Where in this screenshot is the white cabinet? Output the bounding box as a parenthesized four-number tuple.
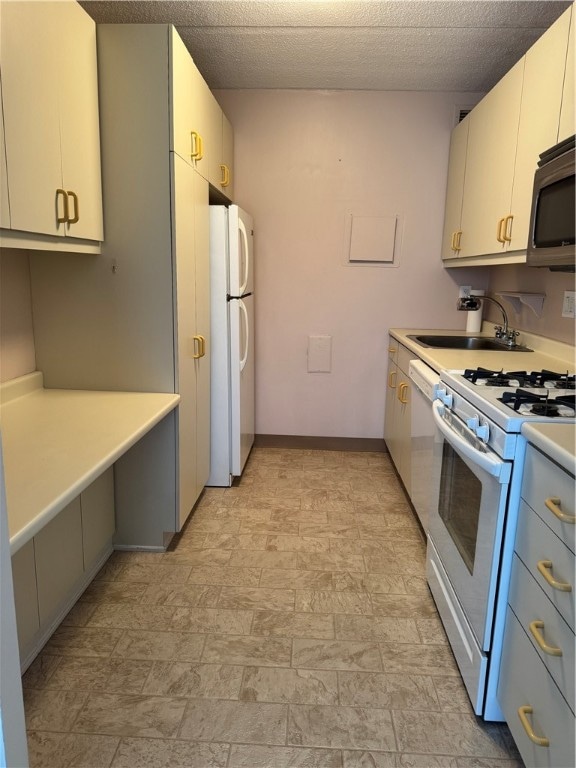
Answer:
(384, 338, 412, 493)
(0, 0, 103, 248)
(11, 468, 115, 668)
(558, 8, 575, 142)
(442, 6, 573, 266)
(441, 117, 469, 260)
(172, 154, 211, 526)
(29, 24, 212, 537)
(497, 443, 575, 768)
(221, 112, 235, 199)
(458, 59, 524, 260)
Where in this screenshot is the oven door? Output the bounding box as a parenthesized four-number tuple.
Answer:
(428, 400, 512, 650)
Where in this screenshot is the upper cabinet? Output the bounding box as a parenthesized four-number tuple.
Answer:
(442, 6, 573, 267)
(558, 8, 575, 142)
(170, 29, 234, 200)
(0, 0, 103, 251)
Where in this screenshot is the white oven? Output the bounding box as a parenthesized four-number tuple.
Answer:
(427, 400, 512, 715)
(426, 366, 575, 721)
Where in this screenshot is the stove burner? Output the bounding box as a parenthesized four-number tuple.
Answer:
(463, 368, 527, 387)
(499, 389, 576, 417)
(530, 402, 560, 417)
(463, 367, 576, 390)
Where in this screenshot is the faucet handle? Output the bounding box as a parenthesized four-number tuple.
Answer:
(494, 325, 504, 338)
(507, 329, 520, 344)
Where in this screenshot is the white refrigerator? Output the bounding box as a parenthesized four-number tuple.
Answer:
(208, 205, 255, 486)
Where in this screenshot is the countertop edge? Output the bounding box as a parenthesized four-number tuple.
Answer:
(521, 423, 576, 476)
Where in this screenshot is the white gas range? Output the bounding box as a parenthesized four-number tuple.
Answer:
(426, 365, 575, 721)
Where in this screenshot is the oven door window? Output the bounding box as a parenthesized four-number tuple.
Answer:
(438, 442, 482, 574)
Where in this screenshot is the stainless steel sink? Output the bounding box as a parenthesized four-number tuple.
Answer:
(407, 334, 532, 352)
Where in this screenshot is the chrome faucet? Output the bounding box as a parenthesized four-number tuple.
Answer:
(456, 295, 520, 347)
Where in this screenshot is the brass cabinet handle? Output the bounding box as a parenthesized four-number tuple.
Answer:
(398, 382, 409, 404)
(220, 164, 230, 187)
(455, 230, 462, 251)
(537, 560, 572, 592)
(517, 706, 550, 747)
(451, 231, 457, 251)
(451, 230, 462, 252)
(56, 188, 69, 224)
(193, 335, 206, 359)
(196, 133, 204, 161)
(388, 370, 397, 389)
(503, 214, 513, 242)
(545, 496, 576, 524)
(67, 190, 79, 224)
(191, 131, 202, 160)
(529, 620, 563, 657)
(388, 346, 397, 355)
(496, 217, 506, 244)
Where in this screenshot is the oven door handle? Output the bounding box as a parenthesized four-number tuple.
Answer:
(432, 400, 507, 480)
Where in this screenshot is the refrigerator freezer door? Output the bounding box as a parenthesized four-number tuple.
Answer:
(229, 205, 254, 297)
(230, 293, 255, 476)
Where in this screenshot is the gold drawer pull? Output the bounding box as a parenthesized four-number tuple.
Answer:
(56, 188, 69, 224)
(388, 370, 397, 389)
(388, 346, 397, 354)
(545, 496, 576, 524)
(529, 620, 563, 657)
(518, 706, 550, 747)
(503, 214, 513, 243)
(398, 382, 409, 404)
(537, 560, 572, 592)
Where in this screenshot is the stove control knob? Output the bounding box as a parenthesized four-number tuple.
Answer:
(435, 388, 447, 402)
(476, 423, 490, 442)
(466, 416, 480, 431)
(439, 390, 453, 407)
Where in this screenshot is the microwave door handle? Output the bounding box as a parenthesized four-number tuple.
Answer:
(432, 400, 506, 480)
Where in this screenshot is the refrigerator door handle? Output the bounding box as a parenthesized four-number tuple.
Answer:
(239, 299, 249, 371)
(238, 218, 250, 295)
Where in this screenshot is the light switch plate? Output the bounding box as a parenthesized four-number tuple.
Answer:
(562, 291, 575, 318)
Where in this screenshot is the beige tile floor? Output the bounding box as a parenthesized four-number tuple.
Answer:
(23, 447, 524, 768)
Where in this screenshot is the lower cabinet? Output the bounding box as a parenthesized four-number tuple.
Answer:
(11, 467, 115, 668)
(384, 339, 412, 492)
(497, 443, 575, 767)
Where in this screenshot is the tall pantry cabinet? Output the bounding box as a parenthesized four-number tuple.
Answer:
(29, 24, 212, 539)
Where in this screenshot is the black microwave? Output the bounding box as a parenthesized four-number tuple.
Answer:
(527, 135, 575, 271)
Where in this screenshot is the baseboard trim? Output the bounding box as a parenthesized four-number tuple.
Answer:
(254, 434, 387, 453)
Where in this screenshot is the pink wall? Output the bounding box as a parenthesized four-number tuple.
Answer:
(0, 250, 35, 383)
(215, 89, 486, 438)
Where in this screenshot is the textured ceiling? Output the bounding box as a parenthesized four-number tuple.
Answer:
(80, 1, 573, 91)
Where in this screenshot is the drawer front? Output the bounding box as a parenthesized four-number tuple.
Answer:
(498, 607, 575, 768)
(397, 344, 415, 375)
(509, 553, 575, 711)
(387, 336, 399, 363)
(522, 444, 575, 554)
(516, 500, 575, 632)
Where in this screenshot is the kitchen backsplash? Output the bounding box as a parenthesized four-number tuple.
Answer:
(486, 263, 576, 347)
(0, 248, 36, 383)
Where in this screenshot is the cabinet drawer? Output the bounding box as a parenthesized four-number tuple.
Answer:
(387, 336, 399, 363)
(516, 499, 575, 632)
(397, 344, 414, 376)
(522, 445, 575, 554)
(498, 607, 575, 768)
(509, 554, 575, 711)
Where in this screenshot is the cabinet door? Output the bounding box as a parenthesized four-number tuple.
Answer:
(172, 154, 199, 529)
(11, 541, 40, 661)
(81, 468, 115, 571)
(58, 0, 103, 241)
(558, 7, 575, 142)
(509, 8, 571, 251)
(0, 1, 62, 236)
(193, 169, 211, 500)
(34, 498, 83, 627)
(220, 112, 234, 199)
(190, 65, 223, 188)
(170, 27, 196, 167)
(441, 117, 469, 261)
(459, 59, 524, 258)
(0, 80, 10, 229)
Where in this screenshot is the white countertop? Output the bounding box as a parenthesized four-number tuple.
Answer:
(521, 423, 576, 476)
(0, 373, 179, 554)
(389, 326, 575, 376)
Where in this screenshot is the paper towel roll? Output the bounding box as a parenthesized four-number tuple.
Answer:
(466, 290, 485, 333)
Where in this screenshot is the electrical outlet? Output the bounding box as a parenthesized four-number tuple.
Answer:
(562, 291, 575, 319)
(458, 285, 472, 298)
